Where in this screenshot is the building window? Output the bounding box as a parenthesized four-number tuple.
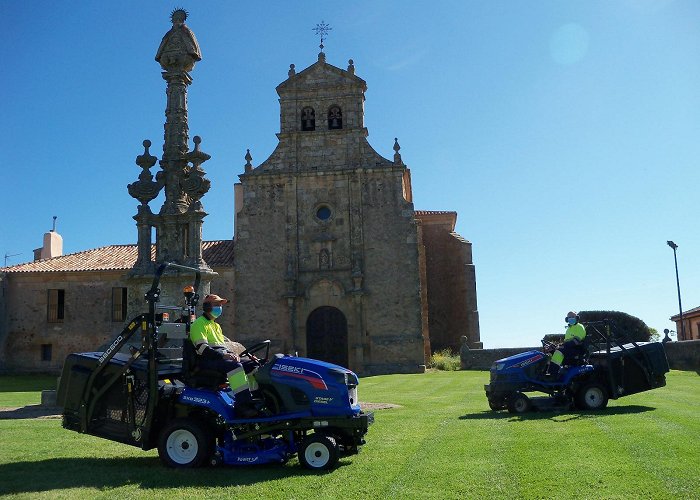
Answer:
(41, 344, 52, 362)
(328, 106, 342, 129)
(301, 107, 316, 131)
(47, 289, 65, 323)
(112, 287, 128, 322)
(316, 205, 332, 221)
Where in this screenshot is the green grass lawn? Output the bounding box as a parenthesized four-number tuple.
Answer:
(0, 371, 698, 499)
(0, 375, 56, 407)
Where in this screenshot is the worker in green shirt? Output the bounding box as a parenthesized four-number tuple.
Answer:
(546, 311, 587, 378)
(189, 293, 263, 418)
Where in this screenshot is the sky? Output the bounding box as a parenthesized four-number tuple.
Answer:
(1, 0, 698, 348)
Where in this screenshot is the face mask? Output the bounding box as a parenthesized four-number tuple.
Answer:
(567, 317, 577, 325)
(210, 306, 223, 318)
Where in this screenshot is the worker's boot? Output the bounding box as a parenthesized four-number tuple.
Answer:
(544, 363, 560, 380)
(235, 390, 269, 418)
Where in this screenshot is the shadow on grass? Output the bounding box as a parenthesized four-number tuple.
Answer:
(0, 456, 350, 495)
(458, 405, 656, 422)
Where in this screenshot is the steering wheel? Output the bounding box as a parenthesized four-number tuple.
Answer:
(239, 340, 271, 365)
(541, 339, 558, 352)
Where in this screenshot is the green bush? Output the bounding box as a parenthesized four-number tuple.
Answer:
(428, 349, 461, 371)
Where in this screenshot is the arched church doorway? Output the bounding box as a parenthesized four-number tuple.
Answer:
(306, 306, 348, 367)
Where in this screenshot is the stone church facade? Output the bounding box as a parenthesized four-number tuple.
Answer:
(0, 13, 480, 375)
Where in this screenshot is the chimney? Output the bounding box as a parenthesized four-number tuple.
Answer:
(34, 217, 63, 261)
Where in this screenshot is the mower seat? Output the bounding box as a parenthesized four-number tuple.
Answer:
(182, 339, 227, 389)
(563, 337, 591, 367)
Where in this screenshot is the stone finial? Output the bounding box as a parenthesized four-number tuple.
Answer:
(393, 137, 403, 164)
(128, 139, 163, 206)
(348, 59, 355, 74)
(288, 64, 296, 77)
(318, 51, 326, 63)
(155, 9, 202, 72)
(181, 136, 211, 210)
(245, 149, 253, 172)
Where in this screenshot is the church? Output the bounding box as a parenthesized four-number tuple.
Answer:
(0, 12, 480, 375)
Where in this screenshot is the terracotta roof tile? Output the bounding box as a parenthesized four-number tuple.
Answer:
(414, 210, 457, 216)
(0, 240, 234, 273)
(670, 305, 700, 321)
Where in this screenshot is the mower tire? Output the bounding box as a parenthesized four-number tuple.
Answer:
(158, 418, 214, 468)
(488, 399, 504, 411)
(575, 382, 609, 410)
(298, 434, 339, 470)
(507, 393, 531, 414)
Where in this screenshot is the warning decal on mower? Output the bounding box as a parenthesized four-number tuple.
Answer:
(511, 353, 545, 368)
(271, 364, 328, 390)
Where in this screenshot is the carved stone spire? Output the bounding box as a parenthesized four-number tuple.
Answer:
(128, 11, 213, 274)
(156, 8, 202, 215)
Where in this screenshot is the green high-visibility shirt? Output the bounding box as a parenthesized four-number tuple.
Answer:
(189, 315, 227, 359)
(564, 323, 586, 342)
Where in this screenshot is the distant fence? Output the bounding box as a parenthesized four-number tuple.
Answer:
(460, 340, 700, 371)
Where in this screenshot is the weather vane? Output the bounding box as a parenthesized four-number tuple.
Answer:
(313, 21, 332, 52)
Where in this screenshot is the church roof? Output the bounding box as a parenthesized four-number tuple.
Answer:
(0, 240, 234, 273)
(276, 53, 366, 93)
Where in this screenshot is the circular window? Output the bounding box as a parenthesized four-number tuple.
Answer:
(316, 205, 332, 221)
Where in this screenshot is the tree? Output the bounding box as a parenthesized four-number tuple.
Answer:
(648, 328, 659, 342)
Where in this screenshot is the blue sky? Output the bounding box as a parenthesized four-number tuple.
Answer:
(1, 1, 698, 347)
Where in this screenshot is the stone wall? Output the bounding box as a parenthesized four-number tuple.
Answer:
(418, 213, 480, 351)
(662, 340, 700, 370)
(460, 341, 700, 371)
(0, 270, 129, 374)
(460, 345, 541, 370)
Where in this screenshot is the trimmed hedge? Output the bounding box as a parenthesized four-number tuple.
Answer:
(579, 310, 652, 342)
(543, 310, 653, 343)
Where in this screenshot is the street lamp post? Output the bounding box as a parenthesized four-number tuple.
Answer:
(666, 240, 685, 340)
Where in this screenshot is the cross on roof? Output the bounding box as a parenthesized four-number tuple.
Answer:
(313, 21, 332, 51)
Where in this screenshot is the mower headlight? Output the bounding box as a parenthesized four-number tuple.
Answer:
(496, 363, 505, 371)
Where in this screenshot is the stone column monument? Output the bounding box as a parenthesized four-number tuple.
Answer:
(126, 9, 215, 311)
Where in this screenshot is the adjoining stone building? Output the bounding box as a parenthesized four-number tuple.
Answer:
(0, 239, 235, 374)
(0, 12, 480, 375)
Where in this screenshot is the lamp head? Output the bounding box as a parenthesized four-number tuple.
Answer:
(667, 240, 678, 249)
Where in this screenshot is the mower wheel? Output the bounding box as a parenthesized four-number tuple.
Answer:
(158, 418, 214, 468)
(298, 434, 339, 470)
(488, 399, 504, 411)
(507, 393, 531, 414)
(575, 383, 608, 410)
